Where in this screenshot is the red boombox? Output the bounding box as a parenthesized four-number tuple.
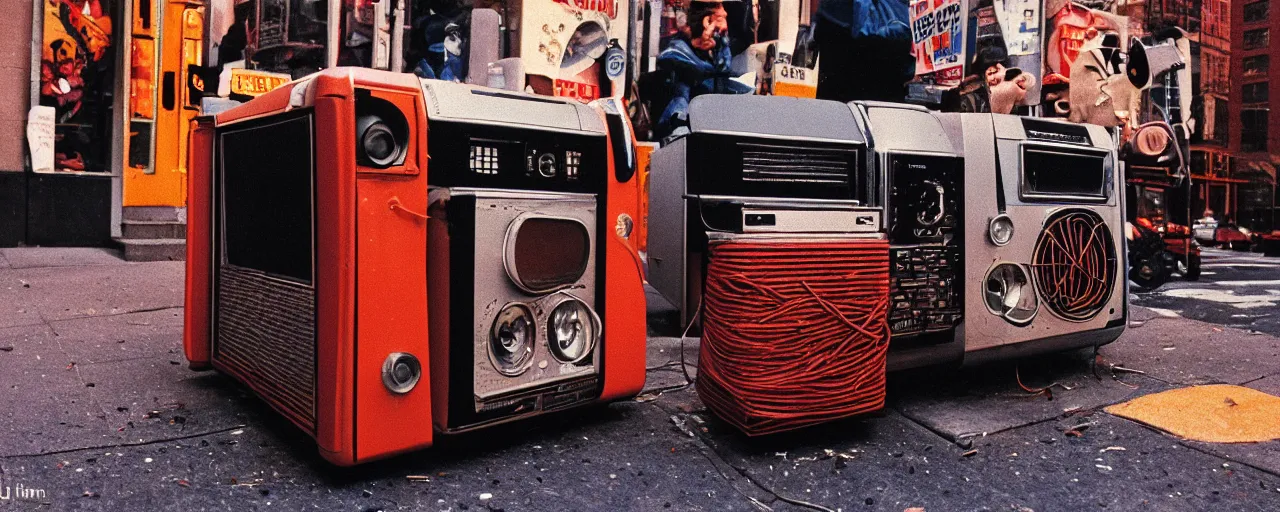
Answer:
(184, 68, 647, 465)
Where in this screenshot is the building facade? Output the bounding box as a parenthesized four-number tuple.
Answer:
(1230, 0, 1279, 230)
(0, 0, 196, 256)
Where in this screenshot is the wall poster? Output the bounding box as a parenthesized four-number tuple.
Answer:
(910, 0, 965, 83)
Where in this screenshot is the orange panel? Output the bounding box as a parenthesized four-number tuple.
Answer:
(183, 117, 215, 369)
(354, 173, 433, 461)
(353, 84, 433, 462)
(597, 108, 648, 402)
(312, 87, 359, 466)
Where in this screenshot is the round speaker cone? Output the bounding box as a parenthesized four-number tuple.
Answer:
(362, 123, 399, 166)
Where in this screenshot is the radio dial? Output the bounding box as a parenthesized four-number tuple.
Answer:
(538, 153, 557, 177)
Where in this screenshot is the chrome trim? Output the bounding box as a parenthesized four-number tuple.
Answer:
(382, 352, 422, 394)
(982, 262, 1039, 326)
(487, 302, 537, 377)
(988, 214, 1015, 246)
(545, 294, 602, 365)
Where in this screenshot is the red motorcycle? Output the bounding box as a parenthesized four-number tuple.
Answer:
(1123, 121, 1201, 287)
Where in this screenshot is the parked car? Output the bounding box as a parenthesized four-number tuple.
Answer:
(1192, 217, 1218, 244)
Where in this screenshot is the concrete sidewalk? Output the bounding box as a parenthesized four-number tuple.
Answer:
(1, 247, 1278, 511)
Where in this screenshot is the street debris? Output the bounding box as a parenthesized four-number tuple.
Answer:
(1096, 465, 1113, 471)
(962, 449, 978, 457)
(176, 479, 191, 487)
(1063, 421, 1097, 438)
(0, 346, 13, 352)
(1015, 367, 1073, 400)
(479, 492, 493, 500)
(406, 475, 431, 483)
(1099, 446, 1126, 453)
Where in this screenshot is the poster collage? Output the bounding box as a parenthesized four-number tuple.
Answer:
(40, 0, 1195, 169)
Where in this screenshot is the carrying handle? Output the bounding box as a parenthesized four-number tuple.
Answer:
(388, 196, 428, 221)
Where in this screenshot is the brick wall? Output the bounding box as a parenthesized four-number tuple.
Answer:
(0, 0, 34, 172)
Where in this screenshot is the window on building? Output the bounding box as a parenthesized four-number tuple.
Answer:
(1241, 109, 1269, 152)
(1244, 55, 1270, 77)
(1244, 83, 1270, 103)
(1214, 99, 1230, 144)
(1245, 28, 1270, 50)
(1245, 1, 1270, 23)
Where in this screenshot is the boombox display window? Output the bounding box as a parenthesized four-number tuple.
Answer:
(1019, 145, 1110, 202)
(684, 133, 865, 201)
(427, 121, 608, 194)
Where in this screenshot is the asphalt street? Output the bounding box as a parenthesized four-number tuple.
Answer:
(1131, 247, 1280, 337)
(0, 247, 1278, 511)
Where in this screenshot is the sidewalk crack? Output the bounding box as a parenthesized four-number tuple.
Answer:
(657, 403, 836, 512)
(0, 425, 247, 459)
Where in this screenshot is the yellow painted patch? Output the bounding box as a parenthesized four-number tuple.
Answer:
(1106, 385, 1280, 443)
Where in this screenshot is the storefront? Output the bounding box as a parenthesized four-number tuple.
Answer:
(4, 0, 201, 252)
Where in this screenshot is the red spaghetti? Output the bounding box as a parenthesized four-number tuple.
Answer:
(697, 238, 891, 435)
(1032, 209, 1117, 322)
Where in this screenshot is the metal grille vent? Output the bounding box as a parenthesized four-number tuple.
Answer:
(215, 266, 317, 432)
(1031, 209, 1116, 322)
(739, 142, 855, 185)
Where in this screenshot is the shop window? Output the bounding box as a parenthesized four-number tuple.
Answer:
(1241, 109, 1269, 152)
(1245, 1, 1269, 23)
(1244, 55, 1270, 78)
(38, 0, 120, 173)
(1244, 82, 1270, 104)
(1244, 28, 1270, 50)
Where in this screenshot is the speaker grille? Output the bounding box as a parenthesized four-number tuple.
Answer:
(1031, 210, 1116, 322)
(215, 266, 317, 432)
(739, 142, 855, 186)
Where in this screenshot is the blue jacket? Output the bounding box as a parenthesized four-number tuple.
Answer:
(655, 37, 752, 137)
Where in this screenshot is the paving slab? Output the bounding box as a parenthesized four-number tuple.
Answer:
(968, 412, 1280, 511)
(0, 401, 754, 511)
(1177, 439, 1280, 481)
(657, 389, 1280, 511)
(77, 358, 255, 448)
(0, 324, 110, 457)
(1101, 314, 1280, 386)
(51, 308, 184, 365)
(890, 350, 1167, 442)
(642, 336, 700, 395)
(1246, 375, 1280, 397)
(0, 248, 127, 269)
(0, 262, 184, 328)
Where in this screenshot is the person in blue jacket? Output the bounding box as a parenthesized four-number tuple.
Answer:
(654, 0, 753, 139)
